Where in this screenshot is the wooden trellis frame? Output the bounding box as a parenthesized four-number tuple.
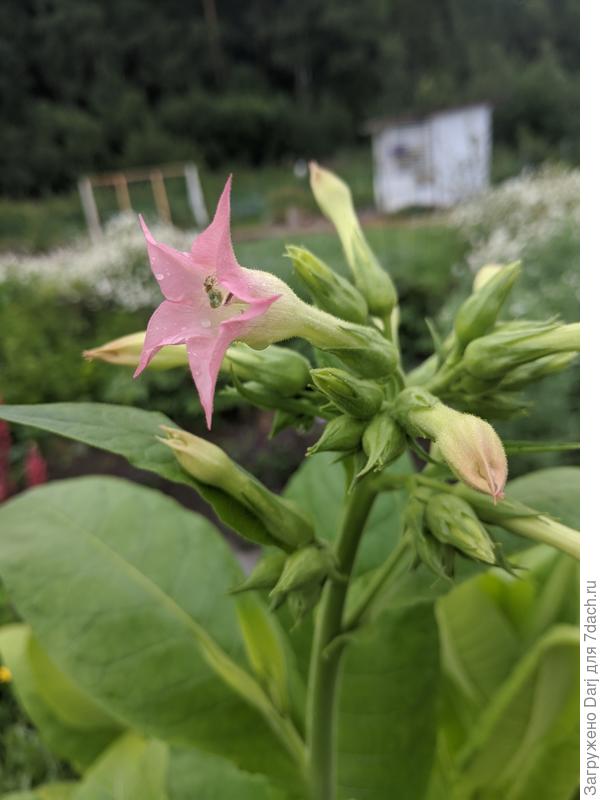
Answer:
(78, 163, 209, 239)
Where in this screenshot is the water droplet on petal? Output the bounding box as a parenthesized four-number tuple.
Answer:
(201, 319, 211, 329)
(156, 273, 164, 280)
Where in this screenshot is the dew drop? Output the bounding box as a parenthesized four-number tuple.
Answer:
(156, 273, 164, 280)
(200, 319, 211, 329)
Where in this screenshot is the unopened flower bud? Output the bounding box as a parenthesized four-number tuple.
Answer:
(318, 322, 398, 378)
(394, 388, 507, 500)
(222, 343, 310, 397)
(270, 545, 336, 605)
(499, 351, 578, 390)
(159, 427, 314, 548)
(84, 332, 187, 369)
(357, 414, 406, 478)
(472, 264, 504, 292)
(230, 552, 287, 594)
(286, 245, 369, 324)
(309, 162, 397, 316)
(311, 368, 384, 419)
(463, 321, 580, 380)
(454, 261, 521, 348)
(287, 583, 322, 626)
(425, 493, 496, 564)
(307, 415, 366, 455)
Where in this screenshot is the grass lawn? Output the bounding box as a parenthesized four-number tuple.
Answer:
(236, 222, 469, 303)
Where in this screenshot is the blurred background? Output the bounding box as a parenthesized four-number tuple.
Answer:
(0, 0, 580, 790)
(0, 0, 580, 512)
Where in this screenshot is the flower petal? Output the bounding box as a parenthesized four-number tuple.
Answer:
(190, 176, 237, 276)
(220, 295, 280, 335)
(134, 300, 212, 376)
(186, 331, 237, 429)
(139, 216, 203, 302)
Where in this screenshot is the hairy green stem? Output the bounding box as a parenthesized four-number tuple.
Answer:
(497, 514, 580, 560)
(376, 473, 580, 561)
(307, 480, 377, 800)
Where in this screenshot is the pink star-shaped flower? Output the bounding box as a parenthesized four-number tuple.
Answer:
(134, 177, 280, 428)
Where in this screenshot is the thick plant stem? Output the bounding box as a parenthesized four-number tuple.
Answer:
(306, 480, 377, 800)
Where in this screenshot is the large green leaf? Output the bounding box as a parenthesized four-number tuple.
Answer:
(72, 733, 286, 800)
(0, 403, 274, 547)
(73, 734, 168, 800)
(166, 747, 287, 800)
(336, 600, 439, 800)
(0, 624, 122, 770)
(429, 550, 579, 800)
(0, 477, 301, 787)
(436, 580, 521, 707)
(456, 626, 579, 800)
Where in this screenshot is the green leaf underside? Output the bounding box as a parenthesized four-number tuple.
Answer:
(61, 732, 287, 800)
(0, 624, 122, 771)
(457, 626, 579, 800)
(0, 477, 300, 787)
(0, 403, 275, 546)
(430, 549, 579, 800)
(337, 600, 439, 800)
(73, 733, 168, 800)
(166, 746, 287, 800)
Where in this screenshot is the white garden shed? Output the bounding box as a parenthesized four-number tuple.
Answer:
(368, 103, 492, 212)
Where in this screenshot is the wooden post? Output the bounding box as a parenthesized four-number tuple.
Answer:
(184, 163, 209, 227)
(114, 173, 132, 212)
(78, 177, 102, 240)
(150, 170, 172, 224)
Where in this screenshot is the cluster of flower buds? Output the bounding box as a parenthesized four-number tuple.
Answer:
(413, 260, 580, 421)
(404, 486, 500, 582)
(308, 367, 407, 481)
(232, 543, 341, 626)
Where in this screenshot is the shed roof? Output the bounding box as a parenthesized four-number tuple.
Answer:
(365, 101, 493, 136)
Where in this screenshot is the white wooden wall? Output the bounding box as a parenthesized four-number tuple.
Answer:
(372, 105, 492, 212)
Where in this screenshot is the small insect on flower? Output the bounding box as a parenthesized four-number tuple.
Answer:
(203, 275, 224, 309)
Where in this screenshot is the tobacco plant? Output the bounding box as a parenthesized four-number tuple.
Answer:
(0, 163, 580, 800)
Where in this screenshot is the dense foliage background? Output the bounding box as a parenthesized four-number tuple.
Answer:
(1, 0, 579, 196)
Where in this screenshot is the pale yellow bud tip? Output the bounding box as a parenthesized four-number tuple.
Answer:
(473, 264, 504, 292)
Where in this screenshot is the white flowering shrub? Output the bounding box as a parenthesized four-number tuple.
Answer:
(0, 214, 195, 311)
(449, 165, 579, 267)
